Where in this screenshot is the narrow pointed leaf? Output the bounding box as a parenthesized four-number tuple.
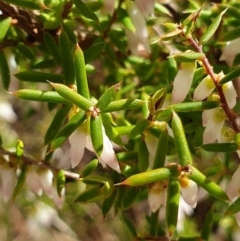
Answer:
(153, 128, 168, 169)
(100, 180, 114, 198)
(15, 71, 64, 83)
(129, 119, 151, 139)
(49, 82, 93, 110)
(43, 33, 61, 65)
(13, 164, 27, 199)
(187, 165, 229, 201)
(119, 164, 180, 186)
(90, 115, 103, 157)
(201, 8, 228, 44)
(17, 43, 35, 60)
(0, 52, 10, 89)
(166, 180, 180, 237)
(170, 52, 204, 62)
(120, 213, 137, 238)
(172, 112, 192, 166)
(101, 99, 145, 112)
(121, 187, 140, 210)
(102, 190, 117, 217)
(74, 44, 90, 99)
(201, 143, 238, 152)
(12, 89, 70, 104)
(221, 26, 240, 41)
(96, 83, 121, 111)
(201, 207, 214, 240)
(75, 185, 103, 203)
(84, 41, 106, 63)
(81, 158, 99, 177)
(57, 170, 65, 197)
(138, 140, 149, 172)
(50, 110, 86, 151)
(59, 30, 75, 85)
(225, 196, 240, 216)
(73, 0, 99, 22)
(0, 17, 12, 42)
(44, 105, 71, 145)
(220, 67, 240, 84)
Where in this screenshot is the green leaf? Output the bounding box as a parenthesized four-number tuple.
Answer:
(96, 83, 121, 111)
(129, 119, 151, 139)
(160, 29, 182, 41)
(101, 99, 145, 113)
(221, 26, 240, 41)
(138, 140, 149, 172)
(166, 179, 180, 237)
(118, 9, 135, 32)
(0, 17, 12, 42)
(17, 43, 35, 60)
(200, 8, 228, 44)
(100, 180, 114, 198)
(73, 0, 99, 22)
(43, 33, 61, 65)
(74, 44, 90, 99)
(121, 187, 140, 210)
(49, 82, 93, 111)
(59, 30, 75, 85)
(81, 158, 99, 177)
(50, 110, 86, 152)
(44, 105, 71, 145)
(220, 67, 240, 84)
(15, 71, 64, 83)
(102, 190, 117, 217)
(201, 207, 214, 240)
(56, 170, 65, 197)
(170, 52, 204, 62)
(90, 115, 103, 157)
(120, 213, 137, 238)
(84, 41, 106, 63)
(153, 128, 168, 169)
(187, 166, 229, 201)
(13, 164, 27, 199)
(201, 143, 238, 152)
(171, 112, 193, 166)
(0, 51, 10, 89)
(75, 185, 103, 203)
(12, 89, 70, 104)
(119, 164, 180, 186)
(233, 100, 240, 114)
(225, 196, 240, 216)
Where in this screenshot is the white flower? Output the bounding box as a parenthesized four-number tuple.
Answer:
(222, 81, 237, 109)
(179, 176, 198, 208)
(144, 131, 158, 168)
(193, 75, 215, 101)
(103, 0, 116, 15)
(126, 1, 150, 55)
(69, 123, 120, 173)
(0, 165, 17, 202)
(171, 62, 196, 104)
(135, 0, 155, 19)
(148, 181, 167, 212)
(220, 38, 240, 66)
(202, 107, 226, 144)
(0, 101, 17, 123)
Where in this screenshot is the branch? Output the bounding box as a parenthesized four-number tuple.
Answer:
(0, 147, 80, 180)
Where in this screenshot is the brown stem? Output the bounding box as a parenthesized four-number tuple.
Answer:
(0, 147, 80, 180)
(187, 37, 239, 132)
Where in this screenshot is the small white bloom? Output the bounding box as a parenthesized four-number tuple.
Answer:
(218, 127, 235, 143)
(135, 0, 155, 19)
(144, 131, 158, 168)
(103, 0, 116, 15)
(171, 62, 196, 104)
(0, 166, 17, 202)
(179, 177, 198, 208)
(203, 107, 225, 144)
(227, 165, 240, 201)
(148, 181, 167, 212)
(0, 101, 17, 123)
(38, 169, 54, 197)
(220, 38, 240, 66)
(69, 123, 120, 172)
(193, 75, 215, 101)
(222, 81, 237, 109)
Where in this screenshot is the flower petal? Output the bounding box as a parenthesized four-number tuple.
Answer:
(227, 165, 240, 200)
(171, 62, 196, 104)
(103, 0, 116, 15)
(26, 166, 43, 196)
(144, 132, 158, 168)
(181, 180, 198, 208)
(135, 0, 155, 19)
(223, 81, 237, 109)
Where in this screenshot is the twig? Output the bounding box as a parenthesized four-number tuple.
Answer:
(0, 147, 80, 180)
